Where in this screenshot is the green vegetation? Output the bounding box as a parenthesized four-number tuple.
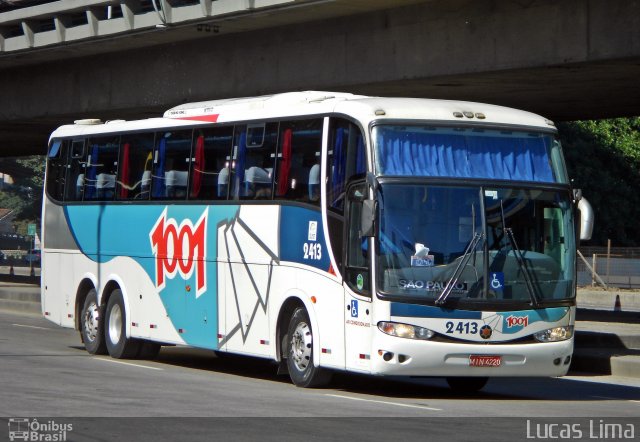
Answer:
(0, 156, 45, 236)
(558, 117, 640, 247)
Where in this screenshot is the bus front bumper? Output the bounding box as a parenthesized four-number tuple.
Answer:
(370, 332, 574, 377)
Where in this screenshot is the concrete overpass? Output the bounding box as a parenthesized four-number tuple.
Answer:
(1, 0, 639, 155)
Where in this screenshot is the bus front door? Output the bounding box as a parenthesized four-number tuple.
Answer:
(343, 182, 373, 373)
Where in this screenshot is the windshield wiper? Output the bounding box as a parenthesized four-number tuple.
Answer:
(435, 232, 483, 306)
(504, 227, 540, 307)
(496, 199, 540, 307)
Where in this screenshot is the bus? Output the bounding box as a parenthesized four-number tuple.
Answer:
(41, 91, 593, 390)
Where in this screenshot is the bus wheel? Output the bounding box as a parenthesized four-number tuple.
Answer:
(446, 377, 489, 392)
(104, 289, 141, 359)
(80, 289, 107, 355)
(286, 307, 332, 388)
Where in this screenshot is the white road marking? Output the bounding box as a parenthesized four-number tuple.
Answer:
(94, 357, 163, 371)
(325, 394, 441, 411)
(12, 323, 51, 330)
(592, 396, 640, 404)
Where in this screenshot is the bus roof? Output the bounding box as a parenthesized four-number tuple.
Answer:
(50, 91, 555, 139)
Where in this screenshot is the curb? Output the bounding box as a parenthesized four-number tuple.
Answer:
(571, 349, 640, 378)
(0, 298, 42, 315)
(577, 289, 640, 312)
(574, 331, 640, 351)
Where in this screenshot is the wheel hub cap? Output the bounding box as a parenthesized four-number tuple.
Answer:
(83, 301, 100, 343)
(108, 304, 122, 344)
(290, 322, 312, 371)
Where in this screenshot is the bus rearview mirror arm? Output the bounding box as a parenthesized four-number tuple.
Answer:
(366, 172, 379, 193)
(572, 187, 594, 241)
(361, 173, 379, 238)
(361, 200, 376, 238)
(577, 195, 594, 241)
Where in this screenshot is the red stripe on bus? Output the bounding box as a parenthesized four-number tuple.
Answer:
(176, 114, 219, 123)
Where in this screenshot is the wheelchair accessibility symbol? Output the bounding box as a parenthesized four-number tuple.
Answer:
(491, 272, 504, 292)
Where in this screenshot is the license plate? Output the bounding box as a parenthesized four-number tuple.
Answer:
(469, 355, 502, 367)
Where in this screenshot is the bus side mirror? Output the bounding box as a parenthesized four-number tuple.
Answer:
(361, 200, 376, 238)
(577, 197, 594, 241)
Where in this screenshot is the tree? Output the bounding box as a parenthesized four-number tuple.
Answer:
(558, 118, 640, 246)
(0, 155, 45, 235)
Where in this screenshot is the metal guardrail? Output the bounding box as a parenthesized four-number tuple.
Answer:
(580, 246, 640, 259)
(577, 248, 640, 289)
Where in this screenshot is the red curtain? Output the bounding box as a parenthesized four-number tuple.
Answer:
(119, 143, 130, 199)
(190, 135, 205, 198)
(277, 129, 292, 196)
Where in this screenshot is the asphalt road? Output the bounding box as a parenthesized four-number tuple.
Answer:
(1, 310, 639, 441)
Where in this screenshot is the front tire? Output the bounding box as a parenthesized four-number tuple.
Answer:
(80, 289, 107, 355)
(286, 307, 332, 388)
(104, 289, 141, 359)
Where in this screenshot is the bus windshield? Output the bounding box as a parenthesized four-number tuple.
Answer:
(373, 125, 568, 184)
(375, 184, 576, 306)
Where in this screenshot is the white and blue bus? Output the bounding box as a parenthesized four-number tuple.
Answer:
(42, 92, 592, 390)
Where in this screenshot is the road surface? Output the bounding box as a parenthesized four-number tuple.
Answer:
(1, 310, 638, 441)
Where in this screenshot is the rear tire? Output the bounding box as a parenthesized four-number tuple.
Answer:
(286, 307, 332, 388)
(446, 377, 489, 392)
(80, 289, 107, 355)
(104, 289, 141, 359)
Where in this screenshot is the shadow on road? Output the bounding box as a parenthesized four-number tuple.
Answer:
(70, 344, 640, 403)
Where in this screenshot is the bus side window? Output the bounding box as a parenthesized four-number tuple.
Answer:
(189, 126, 234, 200)
(64, 139, 87, 201)
(151, 130, 193, 200)
(46, 139, 68, 201)
(327, 118, 366, 213)
(83, 136, 120, 201)
(117, 133, 155, 200)
(274, 119, 322, 205)
(231, 122, 278, 200)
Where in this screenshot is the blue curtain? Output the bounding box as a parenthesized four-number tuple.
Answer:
(356, 135, 366, 175)
(152, 137, 167, 197)
(376, 129, 555, 182)
(48, 140, 61, 158)
(332, 128, 345, 197)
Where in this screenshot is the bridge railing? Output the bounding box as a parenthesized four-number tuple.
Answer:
(0, 0, 301, 53)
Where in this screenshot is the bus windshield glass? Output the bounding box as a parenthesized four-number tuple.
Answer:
(375, 183, 576, 306)
(373, 125, 568, 184)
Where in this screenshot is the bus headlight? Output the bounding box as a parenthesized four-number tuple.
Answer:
(378, 322, 435, 340)
(534, 326, 574, 342)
